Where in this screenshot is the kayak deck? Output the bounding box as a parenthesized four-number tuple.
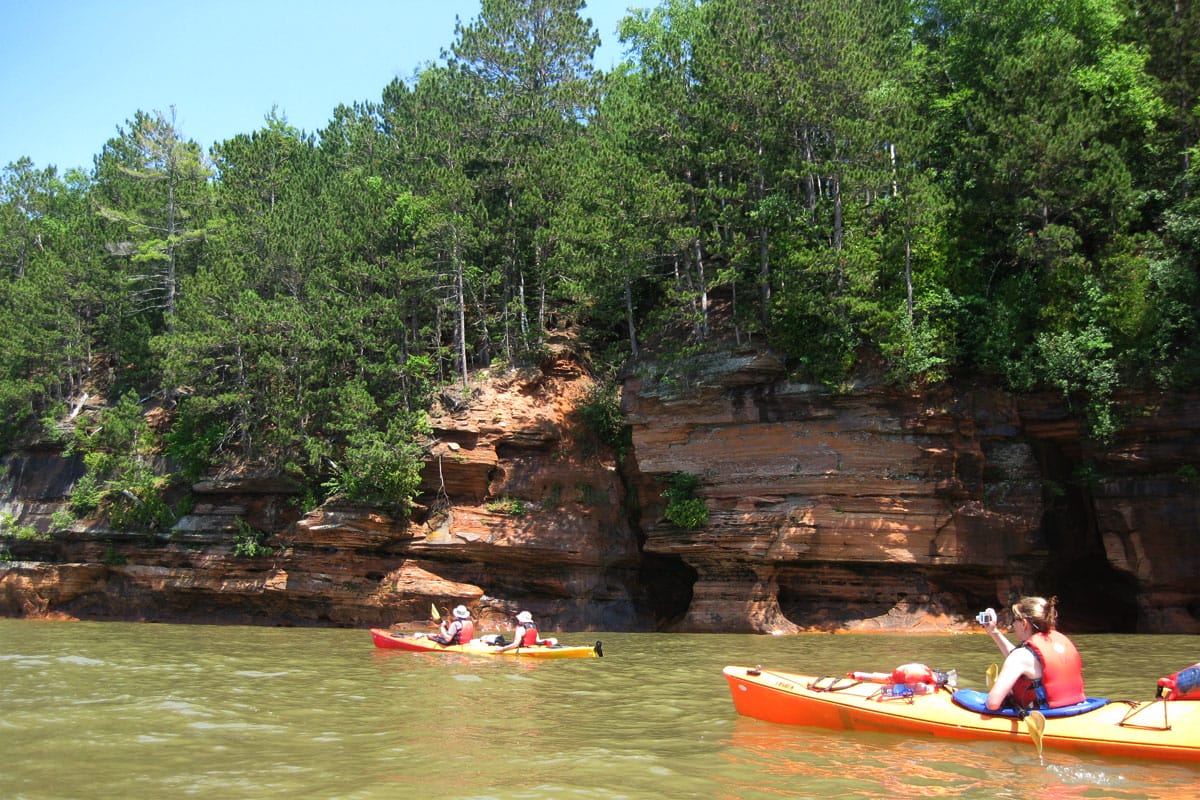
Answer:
(370, 628, 601, 659)
(724, 665, 1200, 763)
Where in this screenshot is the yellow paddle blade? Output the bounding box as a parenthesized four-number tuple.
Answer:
(431, 603, 441, 621)
(985, 663, 998, 689)
(1026, 710, 1046, 759)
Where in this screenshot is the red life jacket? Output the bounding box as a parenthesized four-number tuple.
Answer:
(518, 622, 540, 647)
(456, 619, 475, 645)
(1013, 630, 1086, 709)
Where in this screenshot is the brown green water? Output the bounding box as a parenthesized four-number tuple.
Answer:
(1, 619, 1196, 798)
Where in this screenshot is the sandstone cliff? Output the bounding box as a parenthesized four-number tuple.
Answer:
(2, 348, 1197, 633)
(624, 352, 1199, 634)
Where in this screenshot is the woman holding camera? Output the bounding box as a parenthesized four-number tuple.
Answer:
(982, 595, 1086, 711)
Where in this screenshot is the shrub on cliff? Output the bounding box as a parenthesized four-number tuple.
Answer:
(578, 378, 630, 461)
(662, 472, 709, 530)
(319, 379, 430, 509)
(65, 391, 178, 532)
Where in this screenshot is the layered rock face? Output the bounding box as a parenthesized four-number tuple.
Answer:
(2, 349, 1197, 633)
(624, 353, 1199, 634)
(1, 354, 647, 632)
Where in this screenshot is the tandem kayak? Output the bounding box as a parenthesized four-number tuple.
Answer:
(370, 628, 602, 659)
(724, 665, 1200, 763)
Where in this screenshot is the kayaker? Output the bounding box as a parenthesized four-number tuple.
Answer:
(496, 610, 550, 652)
(426, 604, 475, 646)
(983, 595, 1086, 711)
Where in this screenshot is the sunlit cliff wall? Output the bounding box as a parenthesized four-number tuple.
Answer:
(2, 348, 1197, 633)
(623, 351, 1199, 634)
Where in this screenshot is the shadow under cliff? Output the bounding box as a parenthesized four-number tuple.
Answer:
(1030, 437, 1140, 633)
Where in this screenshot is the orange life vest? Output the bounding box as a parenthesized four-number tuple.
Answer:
(518, 622, 540, 647)
(1013, 630, 1086, 709)
(437, 618, 475, 645)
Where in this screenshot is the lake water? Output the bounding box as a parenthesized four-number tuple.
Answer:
(1, 619, 1197, 799)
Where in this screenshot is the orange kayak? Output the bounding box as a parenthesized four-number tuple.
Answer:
(370, 628, 601, 659)
(724, 665, 1200, 763)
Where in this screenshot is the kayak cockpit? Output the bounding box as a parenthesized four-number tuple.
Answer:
(951, 688, 1110, 718)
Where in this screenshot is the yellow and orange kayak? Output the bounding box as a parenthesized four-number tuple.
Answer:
(370, 628, 601, 659)
(724, 665, 1200, 763)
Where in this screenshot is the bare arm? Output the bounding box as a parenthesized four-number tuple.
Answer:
(986, 648, 1037, 711)
(433, 620, 461, 645)
(983, 618, 1017, 658)
(497, 627, 522, 652)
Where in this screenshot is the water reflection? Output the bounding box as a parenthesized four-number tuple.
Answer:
(719, 714, 1197, 799)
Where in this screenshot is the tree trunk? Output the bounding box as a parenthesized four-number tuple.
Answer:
(454, 242, 469, 390)
(624, 271, 639, 358)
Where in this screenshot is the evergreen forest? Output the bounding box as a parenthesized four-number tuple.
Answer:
(1, 0, 1198, 530)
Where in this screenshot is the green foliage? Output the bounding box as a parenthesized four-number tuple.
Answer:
(94, 109, 211, 323)
(104, 474, 175, 532)
(661, 472, 709, 529)
(1142, 190, 1200, 387)
(664, 496, 708, 529)
(0, 0, 1198, 490)
(578, 378, 630, 461)
(323, 423, 427, 507)
(542, 482, 563, 510)
(769, 286, 860, 386)
(232, 518, 273, 558)
(68, 470, 104, 518)
(102, 546, 127, 566)
(1072, 461, 1103, 491)
(0, 512, 46, 541)
(0, 380, 36, 452)
(65, 391, 176, 531)
(486, 497, 530, 516)
(1034, 324, 1119, 441)
(875, 287, 962, 388)
(0, 161, 103, 451)
(399, 353, 437, 413)
(163, 399, 225, 482)
(318, 379, 430, 508)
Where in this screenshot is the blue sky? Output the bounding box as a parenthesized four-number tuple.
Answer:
(0, 0, 638, 173)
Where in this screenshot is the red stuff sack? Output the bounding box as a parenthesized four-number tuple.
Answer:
(1157, 663, 1200, 700)
(891, 663, 935, 685)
